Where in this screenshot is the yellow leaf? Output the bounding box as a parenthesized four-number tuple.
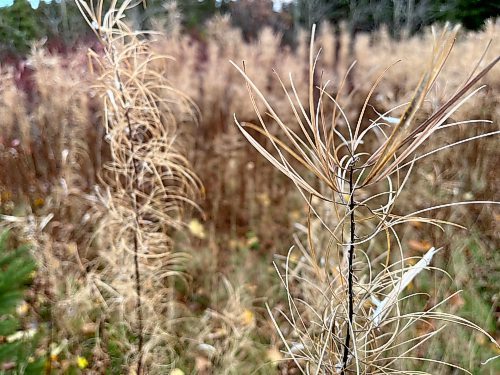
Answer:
(241, 309, 255, 326)
(76, 356, 88, 369)
(33, 197, 45, 207)
(188, 219, 206, 239)
(1, 190, 12, 201)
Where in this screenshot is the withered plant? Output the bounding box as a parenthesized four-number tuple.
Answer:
(233, 25, 499, 374)
(75, 0, 201, 372)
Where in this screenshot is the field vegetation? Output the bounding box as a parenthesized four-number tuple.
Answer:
(0, 1, 499, 374)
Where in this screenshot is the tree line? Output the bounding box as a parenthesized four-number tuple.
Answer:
(0, 0, 498, 55)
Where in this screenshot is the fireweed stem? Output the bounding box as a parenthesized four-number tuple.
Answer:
(341, 161, 356, 374)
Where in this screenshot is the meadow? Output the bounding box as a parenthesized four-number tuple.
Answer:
(0, 3, 499, 374)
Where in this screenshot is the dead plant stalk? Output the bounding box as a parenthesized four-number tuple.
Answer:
(233, 24, 499, 374)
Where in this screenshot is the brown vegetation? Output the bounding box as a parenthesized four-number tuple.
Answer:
(0, 6, 498, 373)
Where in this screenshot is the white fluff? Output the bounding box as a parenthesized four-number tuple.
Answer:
(371, 247, 440, 327)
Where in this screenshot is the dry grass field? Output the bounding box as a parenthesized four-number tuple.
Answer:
(0, 2, 499, 374)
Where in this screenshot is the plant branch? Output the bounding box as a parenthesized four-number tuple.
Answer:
(341, 161, 356, 374)
(116, 68, 144, 375)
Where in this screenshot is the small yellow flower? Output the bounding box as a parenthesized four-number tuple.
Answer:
(170, 369, 185, 375)
(33, 197, 45, 207)
(241, 309, 255, 326)
(76, 356, 88, 369)
(188, 219, 206, 239)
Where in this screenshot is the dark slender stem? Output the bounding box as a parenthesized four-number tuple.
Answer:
(341, 162, 355, 374)
(116, 70, 144, 374)
(44, 284, 53, 375)
(132, 217, 144, 375)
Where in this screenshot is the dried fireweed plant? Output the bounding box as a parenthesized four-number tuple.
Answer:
(75, 0, 201, 373)
(233, 25, 499, 374)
